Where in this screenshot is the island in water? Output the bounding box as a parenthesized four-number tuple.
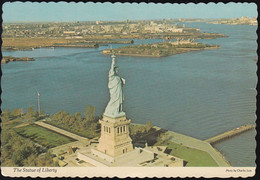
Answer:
(1, 56, 35, 64)
(102, 39, 219, 57)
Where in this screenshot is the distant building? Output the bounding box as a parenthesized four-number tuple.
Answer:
(171, 28, 184, 33)
(63, 31, 76, 34)
(102, 49, 113, 54)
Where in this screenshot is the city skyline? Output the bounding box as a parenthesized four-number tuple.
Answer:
(3, 2, 257, 22)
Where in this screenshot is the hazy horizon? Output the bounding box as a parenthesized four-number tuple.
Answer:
(3, 2, 257, 22)
(3, 17, 257, 23)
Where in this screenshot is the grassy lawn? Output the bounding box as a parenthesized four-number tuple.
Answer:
(166, 141, 218, 167)
(15, 124, 75, 148)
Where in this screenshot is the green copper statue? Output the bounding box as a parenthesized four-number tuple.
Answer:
(104, 54, 126, 118)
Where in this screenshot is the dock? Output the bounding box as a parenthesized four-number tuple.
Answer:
(205, 124, 255, 144)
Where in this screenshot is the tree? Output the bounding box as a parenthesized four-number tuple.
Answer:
(24, 154, 38, 166)
(24, 107, 39, 121)
(11, 137, 24, 150)
(53, 111, 69, 121)
(33, 111, 39, 119)
(138, 126, 146, 133)
(84, 105, 96, 122)
(25, 106, 35, 119)
(1, 146, 11, 163)
(74, 112, 83, 121)
(1, 108, 12, 122)
(1, 131, 12, 146)
(12, 149, 26, 166)
(68, 116, 76, 126)
(89, 123, 98, 133)
(145, 121, 152, 132)
(27, 106, 34, 114)
(2, 108, 10, 116)
(12, 108, 22, 117)
(39, 109, 45, 116)
(38, 150, 57, 167)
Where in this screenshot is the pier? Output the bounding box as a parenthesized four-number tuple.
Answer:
(205, 124, 255, 144)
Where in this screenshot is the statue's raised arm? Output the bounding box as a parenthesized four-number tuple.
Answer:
(104, 54, 126, 118)
(109, 54, 116, 77)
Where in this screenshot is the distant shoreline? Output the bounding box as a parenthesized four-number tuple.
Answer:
(209, 22, 257, 26)
(208, 17, 257, 26)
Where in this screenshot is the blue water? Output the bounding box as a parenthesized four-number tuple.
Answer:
(2, 23, 257, 166)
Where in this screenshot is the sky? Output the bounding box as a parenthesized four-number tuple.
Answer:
(3, 2, 257, 22)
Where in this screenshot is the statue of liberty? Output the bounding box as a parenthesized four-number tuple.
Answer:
(104, 54, 126, 118)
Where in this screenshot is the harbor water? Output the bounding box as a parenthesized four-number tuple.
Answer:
(2, 23, 257, 166)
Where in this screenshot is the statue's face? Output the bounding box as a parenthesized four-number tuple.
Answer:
(115, 68, 119, 74)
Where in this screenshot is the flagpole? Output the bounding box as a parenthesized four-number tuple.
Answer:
(37, 92, 40, 114)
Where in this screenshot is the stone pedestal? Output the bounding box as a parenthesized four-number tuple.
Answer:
(97, 115, 133, 157)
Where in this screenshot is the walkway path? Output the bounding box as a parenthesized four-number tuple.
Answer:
(14, 122, 30, 128)
(34, 120, 89, 142)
